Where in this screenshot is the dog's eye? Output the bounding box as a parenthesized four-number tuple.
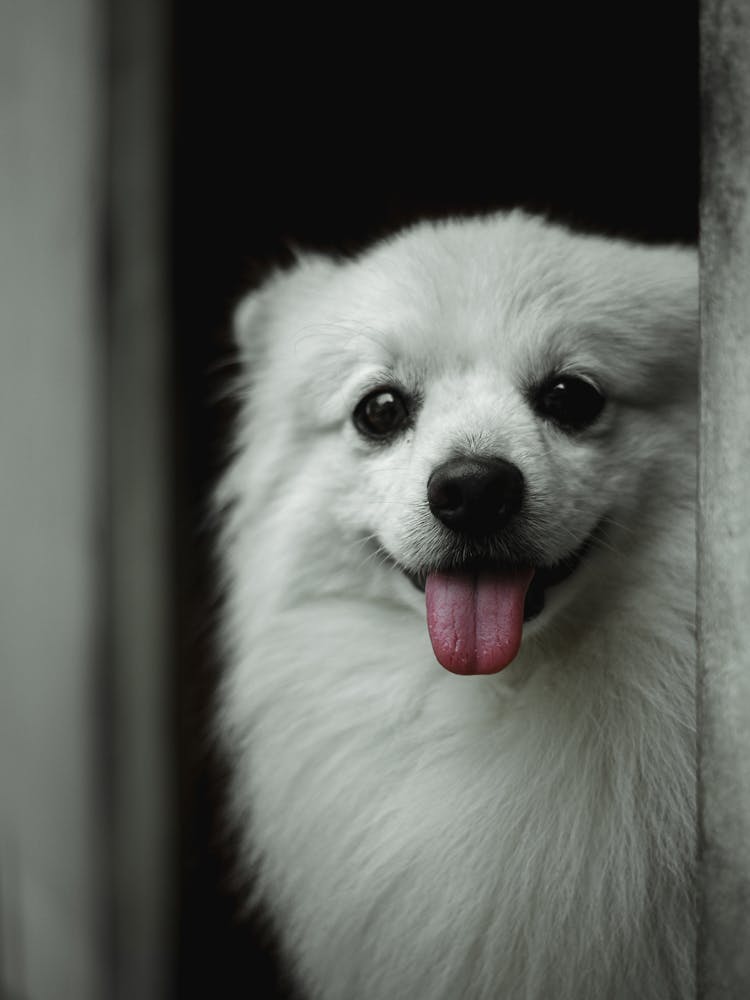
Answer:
(353, 388, 410, 440)
(534, 375, 605, 431)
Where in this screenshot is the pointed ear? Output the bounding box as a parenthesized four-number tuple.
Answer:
(232, 253, 337, 364)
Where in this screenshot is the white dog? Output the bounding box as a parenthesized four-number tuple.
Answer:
(217, 212, 697, 999)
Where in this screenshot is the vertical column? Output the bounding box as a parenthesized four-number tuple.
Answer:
(698, 1, 750, 996)
(0, 2, 108, 997)
(0, 1, 174, 997)
(105, 0, 174, 997)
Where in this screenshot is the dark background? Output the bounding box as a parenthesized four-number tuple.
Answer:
(171, 8, 698, 998)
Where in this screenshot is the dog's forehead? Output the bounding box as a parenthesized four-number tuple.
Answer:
(287, 215, 695, 405)
(330, 220, 614, 372)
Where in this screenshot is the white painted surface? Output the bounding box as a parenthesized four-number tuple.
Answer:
(0, 1, 107, 997)
(699, 1, 750, 995)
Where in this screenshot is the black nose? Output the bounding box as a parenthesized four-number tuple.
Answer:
(427, 456, 524, 536)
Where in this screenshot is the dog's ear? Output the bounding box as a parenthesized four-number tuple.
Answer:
(232, 252, 337, 366)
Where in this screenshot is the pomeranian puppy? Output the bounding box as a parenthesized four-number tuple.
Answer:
(217, 211, 697, 1000)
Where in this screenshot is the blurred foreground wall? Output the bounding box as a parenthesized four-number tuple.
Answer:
(0, 1, 107, 996)
(0, 1, 172, 997)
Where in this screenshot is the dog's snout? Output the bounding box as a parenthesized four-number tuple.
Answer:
(427, 457, 524, 537)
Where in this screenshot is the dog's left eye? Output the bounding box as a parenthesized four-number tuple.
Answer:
(353, 388, 410, 440)
(533, 375, 605, 431)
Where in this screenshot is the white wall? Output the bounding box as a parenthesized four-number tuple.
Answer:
(699, 2, 750, 996)
(0, 2, 172, 997)
(0, 1, 107, 997)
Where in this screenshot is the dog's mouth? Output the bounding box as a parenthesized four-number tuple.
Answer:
(401, 541, 589, 617)
(382, 527, 598, 676)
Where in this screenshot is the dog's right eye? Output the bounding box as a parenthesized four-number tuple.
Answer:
(353, 388, 410, 440)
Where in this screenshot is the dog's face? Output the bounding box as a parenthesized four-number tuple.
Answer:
(234, 213, 697, 674)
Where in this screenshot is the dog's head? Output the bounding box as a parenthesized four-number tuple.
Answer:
(230, 212, 697, 675)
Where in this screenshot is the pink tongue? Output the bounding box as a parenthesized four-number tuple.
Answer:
(425, 568, 535, 675)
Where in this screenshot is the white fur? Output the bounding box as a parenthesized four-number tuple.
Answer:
(217, 212, 697, 999)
